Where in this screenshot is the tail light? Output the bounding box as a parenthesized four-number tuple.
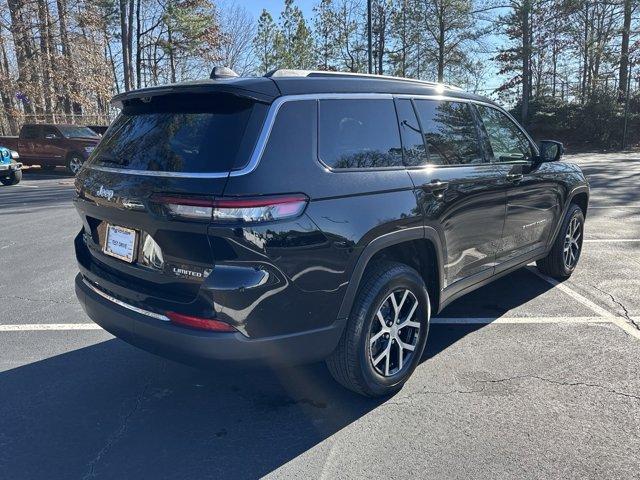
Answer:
(153, 194, 309, 223)
(166, 311, 237, 332)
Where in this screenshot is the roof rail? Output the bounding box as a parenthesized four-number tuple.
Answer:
(264, 69, 461, 90)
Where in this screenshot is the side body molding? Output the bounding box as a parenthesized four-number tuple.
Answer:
(337, 226, 445, 320)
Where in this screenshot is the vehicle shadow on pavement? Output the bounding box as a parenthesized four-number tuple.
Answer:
(0, 172, 75, 213)
(0, 269, 555, 479)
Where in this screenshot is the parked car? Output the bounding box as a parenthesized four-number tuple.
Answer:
(0, 123, 100, 175)
(0, 146, 22, 185)
(73, 69, 589, 397)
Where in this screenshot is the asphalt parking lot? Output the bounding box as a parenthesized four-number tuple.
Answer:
(1, 155, 639, 479)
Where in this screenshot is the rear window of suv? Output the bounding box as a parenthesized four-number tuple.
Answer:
(86, 93, 267, 173)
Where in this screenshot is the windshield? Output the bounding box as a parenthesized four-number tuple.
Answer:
(86, 94, 266, 173)
(57, 125, 100, 139)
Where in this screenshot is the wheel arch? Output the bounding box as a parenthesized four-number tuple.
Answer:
(337, 227, 444, 321)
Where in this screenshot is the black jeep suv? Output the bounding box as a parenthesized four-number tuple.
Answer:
(74, 70, 589, 396)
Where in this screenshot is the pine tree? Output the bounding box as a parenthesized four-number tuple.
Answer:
(254, 9, 277, 74)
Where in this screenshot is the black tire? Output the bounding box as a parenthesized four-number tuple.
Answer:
(67, 154, 84, 175)
(326, 261, 431, 397)
(0, 169, 21, 186)
(536, 203, 584, 279)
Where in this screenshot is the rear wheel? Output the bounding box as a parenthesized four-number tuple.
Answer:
(326, 261, 430, 397)
(536, 203, 584, 279)
(67, 154, 84, 175)
(0, 169, 21, 186)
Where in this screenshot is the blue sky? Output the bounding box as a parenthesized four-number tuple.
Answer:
(238, 0, 505, 94)
(242, 0, 316, 19)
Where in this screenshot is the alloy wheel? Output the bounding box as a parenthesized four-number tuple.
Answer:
(563, 216, 582, 269)
(368, 289, 422, 377)
(69, 156, 83, 175)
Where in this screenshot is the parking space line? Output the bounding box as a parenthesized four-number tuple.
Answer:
(528, 267, 640, 340)
(583, 239, 640, 243)
(589, 205, 640, 209)
(432, 316, 611, 324)
(0, 323, 102, 331)
(528, 267, 612, 317)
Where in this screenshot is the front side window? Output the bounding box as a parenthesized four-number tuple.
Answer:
(476, 105, 534, 163)
(414, 100, 484, 165)
(319, 99, 403, 169)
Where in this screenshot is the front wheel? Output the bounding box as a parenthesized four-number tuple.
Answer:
(536, 204, 584, 279)
(67, 154, 84, 175)
(0, 169, 22, 186)
(326, 261, 431, 397)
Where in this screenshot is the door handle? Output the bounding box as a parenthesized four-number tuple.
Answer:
(421, 181, 449, 198)
(506, 173, 524, 182)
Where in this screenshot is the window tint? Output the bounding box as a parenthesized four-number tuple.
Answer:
(87, 94, 265, 173)
(57, 125, 99, 139)
(395, 99, 428, 166)
(319, 99, 403, 169)
(42, 126, 59, 138)
(414, 100, 484, 165)
(476, 105, 534, 163)
(21, 126, 40, 139)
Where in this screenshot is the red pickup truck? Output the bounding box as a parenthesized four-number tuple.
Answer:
(0, 124, 101, 175)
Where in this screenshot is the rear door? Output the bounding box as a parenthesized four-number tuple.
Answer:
(474, 104, 562, 267)
(18, 125, 40, 162)
(398, 97, 506, 289)
(74, 92, 269, 307)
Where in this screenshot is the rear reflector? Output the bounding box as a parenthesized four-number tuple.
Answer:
(166, 311, 237, 332)
(153, 194, 308, 223)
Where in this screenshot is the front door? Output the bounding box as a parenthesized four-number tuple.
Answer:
(474, 104, 562, 266)
(396, 97, 506, 289)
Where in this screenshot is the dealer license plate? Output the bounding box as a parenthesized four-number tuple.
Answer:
(103, 224, 137, 263)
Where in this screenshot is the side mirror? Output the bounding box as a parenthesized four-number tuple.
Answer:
(45, 133, 58, 140)
(538, 140, 564, 162)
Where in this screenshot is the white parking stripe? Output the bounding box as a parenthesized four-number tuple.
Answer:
(589, 205, 640, 209)
(528, 267, 640, 340)
(432, 316, 611, 324)
(528, 267, 612, 317)
(0, 323, 102, 331)
(583, 239, 640, 243)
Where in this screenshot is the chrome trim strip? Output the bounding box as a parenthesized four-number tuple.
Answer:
(85, 92, 513, 178)
(231, 93, 393, 177)
(87, 165, 230, 178)
(86, 93, 394, 179)
(83, 279, 170, 321)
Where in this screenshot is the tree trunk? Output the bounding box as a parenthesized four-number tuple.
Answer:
(437, 1, 445, 82)
(521, 0, 531, 126)
(136, 0, 142, 88)
(120, 0, 131, 91)
(618, 0, 631, 101)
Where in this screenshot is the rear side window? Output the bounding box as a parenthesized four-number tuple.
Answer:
(414, 100, 484, 165)
(21, 126, 40, 139)
(395, 99, 428, 166)
(86, 94, 267, 173)
(319, 99, 403, 169)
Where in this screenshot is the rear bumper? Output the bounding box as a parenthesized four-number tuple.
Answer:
(75, 273, 344, 365)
